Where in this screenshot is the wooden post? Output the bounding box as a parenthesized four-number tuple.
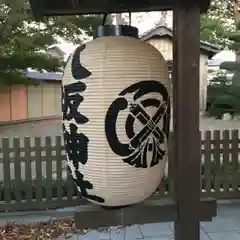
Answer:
(172, 3, 201, 240)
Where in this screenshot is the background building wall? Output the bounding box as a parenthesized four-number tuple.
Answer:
(27, 84, 43, 119)
(0, 87, 11, 121)
(0, 80, 61, 122)
(147, 37, 209, 111)
(27, 81, 61, 119)
(10, 86, 28, 121)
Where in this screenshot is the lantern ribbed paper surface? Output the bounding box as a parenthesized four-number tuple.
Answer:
(62, 35, 170, 207)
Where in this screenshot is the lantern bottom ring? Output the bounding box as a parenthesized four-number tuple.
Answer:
(100, 204, 131, 211)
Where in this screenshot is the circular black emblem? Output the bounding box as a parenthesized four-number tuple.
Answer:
(105, 80, 170, 168)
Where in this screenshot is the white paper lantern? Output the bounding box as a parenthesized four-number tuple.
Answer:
(62, 35, 170, 208)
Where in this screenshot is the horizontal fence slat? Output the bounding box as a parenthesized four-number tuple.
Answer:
(0, 156, 66, 165)
(0, 198, 85, 212)
(0, 146, 66, 155)
(2, 140, 240, 156)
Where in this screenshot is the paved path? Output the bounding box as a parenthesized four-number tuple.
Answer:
(57, 201, 240, 239)
(1, 201, 240, 239)
(59, 201, 240, 239)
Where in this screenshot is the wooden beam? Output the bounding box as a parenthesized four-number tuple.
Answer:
(74, 198, 216, 229)
(29, 0, 44, 21)
(29, 0, 211, 20)
(172, 3, 202, 240)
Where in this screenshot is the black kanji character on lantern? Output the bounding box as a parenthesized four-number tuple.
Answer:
(105, 80, 170, 169)
(62, 44, 92, 124)
(74, 171, 104, 203)
(62, 122, 66, 133)
(62, 81, 89, 124)
(63, 43, 105, 204)
(64, 123, 89, 166)
(65, 124, 105, 203)
(71, 44, 91, 80)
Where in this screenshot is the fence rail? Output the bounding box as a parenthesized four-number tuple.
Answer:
(0, 129, 239, 212)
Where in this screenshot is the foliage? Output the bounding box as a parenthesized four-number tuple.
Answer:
(208, 95, 238, 118)
(207, 70, 240, 118)
(204, 0, 240, 118)
(0, 217, 78, 239)
(207, 71, 230, 108)
(0, 0, 102, 85)
(200, 0, 235, 46)
(208, 70, 231, 86)
(221, 61, 240, 72)
(200, 15, 232, 47)
(219, 0, 240, 86)
(206, 0, 234, 20)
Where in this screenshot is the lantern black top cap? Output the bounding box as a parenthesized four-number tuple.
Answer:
(29, 0, 211, 20)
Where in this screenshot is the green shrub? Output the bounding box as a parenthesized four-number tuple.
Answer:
(207, 72, 240, 118)
(209, 94, 239, 119)
(207, 68, 240, 118)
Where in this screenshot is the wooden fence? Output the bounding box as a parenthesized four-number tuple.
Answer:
(0, 129, 239, 212)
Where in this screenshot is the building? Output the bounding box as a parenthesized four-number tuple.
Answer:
(140, 25, 220, 111)
(0, 46, 64, 122)
(0, 33, 220, 122)
(0, 73, 62, 122)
